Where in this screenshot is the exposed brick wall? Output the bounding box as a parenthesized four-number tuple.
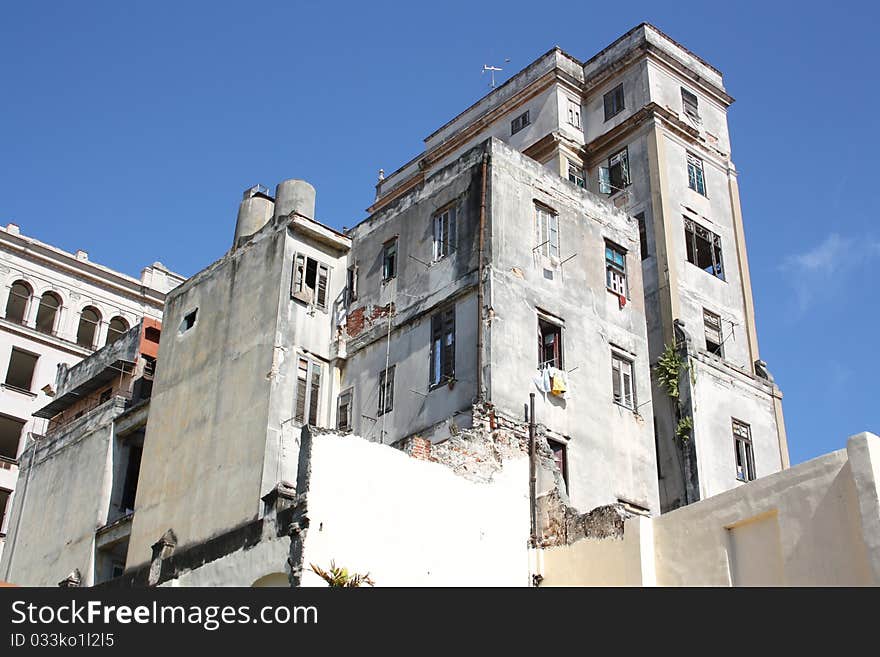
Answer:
(345, 303, 395, 339)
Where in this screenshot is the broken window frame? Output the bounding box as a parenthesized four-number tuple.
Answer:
(429, 306, 455, 388)
(4, 347, 38, 392)
(611, 351, 636, 410)
(511, 110, 530, 135)
(636, 212, 649, 260)
(733, 419, 755, 482)
(681, 87, 700, 120)
(535, 203, 560, 259)
(567, 160, 585, 188)
(703, 308, 724, 357)
(382, 238, 398, 282)
(687, 152, 706, 196)
(537, 315, 564, 370)
(294, 356, 323, 426)
(604, 83, 625, 121)
(600, 147, 631, 194)
(432, 205, 458, 262)
(337, 388, 353, 431)
(605, 242, 628, 297)
(547, 438, 569, 493)
(378, 365, 395, 416)
(684, 218, 725, 280)
(292, 253, 330, 310)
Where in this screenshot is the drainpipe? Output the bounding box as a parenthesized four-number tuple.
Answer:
(529, 393, 537, 545)
(476, 152, 489, 401)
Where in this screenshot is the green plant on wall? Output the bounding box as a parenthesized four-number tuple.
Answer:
(309, 561, 375, 587)
(675, 415, 693, 442)
(654, 343, 688, 399)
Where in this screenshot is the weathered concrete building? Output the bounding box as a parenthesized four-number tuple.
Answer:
(1, 24, 807, 587)
(0, 222, 182, 562)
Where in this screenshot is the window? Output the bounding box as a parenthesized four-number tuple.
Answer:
(346, 265, 358, 305)
(120, 443, 142, 514)
(5, 281, 31, 324)
(611, 352, 635, 409)
(599, 148, 630, 194)
(605, 243, 628, 296)
(684, 218, 724, 280)
(0, 488, 10, 530)
(337, 389, 353, 431)
(99, 388, 113, 404)
(567, 100, 581, 128)
(535, 204, 559, 259)
(0, 415, 25, 460)
(603, 84, 625, 121)
(106, 316, 129, 345)
(294, 357, 322, 425)
(511, 110, 530, 134)
(293, 255, 330, 309)
(378, 365, 395, 415)
(382, 239, 398, 282)
(703, 308, 724, 356)
(687, 152, 706, 196)
(681, 88, 699, 119)
(433, 206, 457, 261)
(145, 327, 161, 344)
(567, 161, 585, 188)
(636, 213, 649, 260)
(547, 439, 568, 493)
(733, 420, 755, 482)
(538, 316, 563, 369)
(77, 306, 101, 348)
(429, 307, 455, 387)
(5, 348, 38, 392)
(180, 309, 197, 333)
(35, 292, 61, 335)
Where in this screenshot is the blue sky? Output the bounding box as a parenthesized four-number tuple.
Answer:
(1, 2, 877, 464)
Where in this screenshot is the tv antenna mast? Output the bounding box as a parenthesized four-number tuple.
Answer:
(482, 59, 510, 88)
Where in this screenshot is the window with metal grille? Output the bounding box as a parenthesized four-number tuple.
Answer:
(684, 218, 724, 280)
(567, 100, 581, 128)
(378, 365, 395, 415)
(337, 389, 353, 431)
(703, 308, 723, 356)
(548, 439, 568, 493)
(4, 281, 31, 324)
(433, 206, 457, 261)
(733, 420, 755, 482)
(605, 243, 628, 296)
(600, 147, 630, 194)
(611, 352, 635, 409)
(681, 88, 699, 119)
(636, 213, 649, 260)
(567, 161, 585, 188)
(429, 307, 455, 387)
(511, 110, 530, 134)
(538, 316, 563, 369)
(687, 152, 706, 195)
(604, 84, 625, 121)
(535, 204, 559, 259)
(5, 348, 38, 392)
(294, 357, 322, 426)
(382, 239, 398, 281)
(292, 254, 330, 309)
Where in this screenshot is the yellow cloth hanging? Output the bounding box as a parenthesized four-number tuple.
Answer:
(551, 373, 567, 396)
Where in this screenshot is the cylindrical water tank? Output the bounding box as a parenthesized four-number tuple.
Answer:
(274, 179, 316, 220)
(233, 190, 275, 245)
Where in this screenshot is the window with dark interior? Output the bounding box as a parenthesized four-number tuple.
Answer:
(378, 365, 395, 415)
(180, 309, 197, 333)
(538, 316, 563, 369)
(600, 148, 630, 194)
(681, 87, 699, 119)
(636, 213, 649, 260)
(294, 357, 322, 426)
(703, 308, 724, 356)
(5, 281, 31, 324)
(684, 218, 724, 280)
(604, 84, 625, 121)
(733, 420, 755, 482)
(4, 348, 38, 392)
(35, 292, 61, 335)
(346, 265, 358, 305)
(0, 487, 10, 529)
(292, 255, 329, 309)
(511, 110, 530, 134)
(337, 389, 353, 431)
(547, 439, 568, 492)
(77, 306, 101, 348)
(0, 414, 25, 461)
(567, 161, 585, 188)
(429, 307, 455, 387)
(382, 239, 398, 281)
(106, 316, 129, 345)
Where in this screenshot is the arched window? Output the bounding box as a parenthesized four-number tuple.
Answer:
(106, 316, 129, 345)
(76, 306, 101, 349)
(35, 292, 61, 335)
(5, 280, 32, 324)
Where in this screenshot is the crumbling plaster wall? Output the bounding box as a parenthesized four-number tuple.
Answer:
(486, 140, 660, 515)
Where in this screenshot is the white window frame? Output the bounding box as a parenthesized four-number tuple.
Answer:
(292, 254, 330, 310)
(567, 99, 581, 128)
(535, 204, 560, 259)
(703, 308, 724, 357)
(687, 152, 706, 196)
(432, 205, 458, 261)
(605, 242, 628, 297)
(567, 160, 585, 188)
(733, 419, 755, 482)
(611, 351, 635, 410)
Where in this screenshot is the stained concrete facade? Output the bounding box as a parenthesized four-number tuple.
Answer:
(0, 222, 182, 562)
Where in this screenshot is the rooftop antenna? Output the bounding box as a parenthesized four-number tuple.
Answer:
(482, 59, 510, 88)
